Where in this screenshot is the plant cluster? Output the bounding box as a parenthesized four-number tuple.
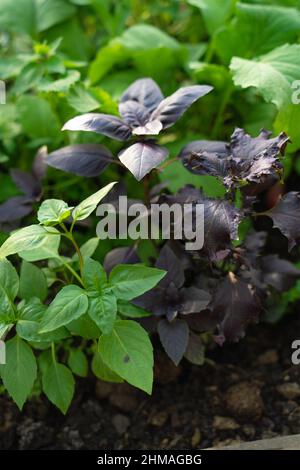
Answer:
(1, 0, 300, 414)
(1, 77, 300, 413)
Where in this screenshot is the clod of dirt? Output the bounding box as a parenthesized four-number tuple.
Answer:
(95, 381, 114, 399)
(17, 419, 54, 450)
(112, 414, 130, 435)
(288, 407, 300, 433)
(225, 382, 264, 422)
(109, 393, 139, 413)
(191, 428, 201, 448)
(277, 382, 300, 400)
(213, 416, 240, 431)
(154, 352, 182, 384)
(257, 349, 279, 365)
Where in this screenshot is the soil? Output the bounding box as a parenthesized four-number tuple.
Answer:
(1, 311, 300, 450)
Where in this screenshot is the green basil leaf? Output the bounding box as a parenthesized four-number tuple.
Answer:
(39, 285, 88, 333)
(99, 320, 153, 394)
(109, 264, 166, 300)
(0, 336, 37, 410)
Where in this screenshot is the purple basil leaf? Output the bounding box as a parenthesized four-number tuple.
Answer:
(157, 318, 189, 365)
(204, 198, 241, 256)
(33, 146, 47, 181)
(184, 332, 205, 365)
(265, 192, 300, 251)
(180, 287, 211, 314)
(230, 128, 289, 161)
(151, 85, 213, 129)
(62, 113, 132, 141)
(10, 169, 41, 198)
(118, 100, 150, 127)
(262, 254, 300, 292)
(103, 246, 140, 274)
(164, 186, 241, 256)
(186, 310, 217, 333)
(132, 120, 162, 136)
(120, 78, 164, 113)
(46, 144, 114, 177)
(118, 142, 169, 181)
(156, 244, 185, 288)
(0, 196, 33, 222)
(180, 139, 228, 172)
(212, 272, 261, 343)
(133, 288, 166, 316)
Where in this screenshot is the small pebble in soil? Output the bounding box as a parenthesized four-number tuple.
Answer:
(213, 416, 240, 431)
(224, 382, 264, 422)
(112, 414, 130, 435)
(149, 411, 168, 427)
(242, 424, 256, 439)
(276, 382, 300, 400)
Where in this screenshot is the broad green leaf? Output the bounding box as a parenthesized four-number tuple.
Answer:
(42, 360, 74, 414)
(159, 160, 225, 197)
(0, 323, 13, 340)
(0, 259, 19, 321)
(72, 238, 99, 262)
(99, 320, 153, 394)
(18, 297, 47, 321)
(91, 351, 123, 383)
(0, 0, 76, 35)
(230, 44, 300, 109)
(118, 301, 151, 318)
(72, 182, 117, 221)
(38, 70, 80, 93)
(0, 55, 34, 80)
(67, 84, 100, 112)
(38, 199, 73, 226)
(42, 267, 58, 287)
(82, 258, 107, 294)
(0, 225, 59, 259)
(68, 349, 88, 377)
(17, 320, 68, 343)
(17, 298, 69, 342)
(274, 103, 300, 151)
(89, 43, 130, 84)
(89, 25, 186, 84)
(35, 0, 76, 32)
(19, 232, 61, 261)
(19, 261, 48, 302)
(0, 336, 37, 409)
(39, 285, 88, 333)
(187, 0, 236, 35)
(17, 96, 61, 142)
(67, 314, 101, 339)
(109, 264, 166, 301)
(120, 24, 180, 51)
(215, 3, 300, 63)
(88, 290, 117, 334)
(0, 0, 35, 35)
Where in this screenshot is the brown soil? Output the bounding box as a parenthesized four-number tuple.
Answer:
(1, 311, 300, 450)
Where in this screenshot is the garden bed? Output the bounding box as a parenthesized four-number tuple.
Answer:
(1, 309, 300, 450)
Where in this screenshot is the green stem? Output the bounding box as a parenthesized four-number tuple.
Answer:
(51, 342, 56, 362)
(60, 223, 84, 276)
(211, 85, 233, 139)
(60, 259, 84, 287)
